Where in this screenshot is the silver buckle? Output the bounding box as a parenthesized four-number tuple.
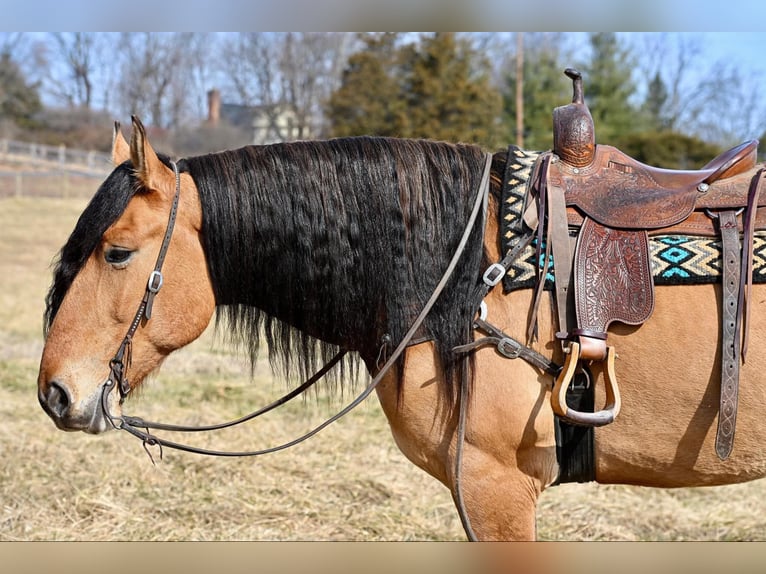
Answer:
(497, 337, 522, 359)
(482, 263, 506, 287)
(478, 301, 488, 322)
(147, 270, 164, 293)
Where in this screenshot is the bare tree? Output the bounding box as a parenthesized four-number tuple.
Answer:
(633, 33, 765, 144)
(219, 32, 353, 138)
(183, 32, 217, 121)
(0, 33, 47, 87)
(693, 64, 766, 145)
(634, 33, 706, 132)
(43, 33, 101, 109)
(0, 33, 25, 56)
(115, 32, 202, 129)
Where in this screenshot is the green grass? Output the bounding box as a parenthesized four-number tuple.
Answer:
(2, 195, 766, 541)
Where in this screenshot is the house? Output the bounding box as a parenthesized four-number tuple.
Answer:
(206, 89, 308, 144)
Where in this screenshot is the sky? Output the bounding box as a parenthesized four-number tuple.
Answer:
(636, 32, 766, 94)
(2, 3, 764, 140)
(4, 0, 766, 32)
(3, 1, 766, 50)
(3, 2, 765, 83)
(699, 32, 766, 79)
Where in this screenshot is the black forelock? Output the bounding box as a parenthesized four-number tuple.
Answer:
(44, 162, 137, 334)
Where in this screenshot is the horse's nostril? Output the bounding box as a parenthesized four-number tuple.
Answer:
(44, 380, 71, 420)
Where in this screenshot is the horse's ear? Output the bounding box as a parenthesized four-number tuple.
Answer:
(111, 121, 130, 165)
(129, 115, 173, 194)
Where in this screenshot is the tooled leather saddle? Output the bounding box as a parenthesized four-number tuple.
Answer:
(530, 69, 765, 460)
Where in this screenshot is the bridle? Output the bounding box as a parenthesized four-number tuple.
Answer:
(103, 162, 181, 405)
(100, 156, 492, 485)
(98, 155, 495, 539)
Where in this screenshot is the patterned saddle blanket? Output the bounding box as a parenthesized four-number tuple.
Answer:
(499, 148, 766, 293)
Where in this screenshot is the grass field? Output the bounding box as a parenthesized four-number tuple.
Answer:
(2, 195, 766, 541)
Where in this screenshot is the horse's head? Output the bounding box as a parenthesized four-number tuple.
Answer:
(38, 117, 215, 433)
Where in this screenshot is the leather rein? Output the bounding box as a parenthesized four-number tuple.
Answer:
(100, 155, 494, 466)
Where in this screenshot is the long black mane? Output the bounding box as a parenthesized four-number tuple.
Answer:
(181, 136, 490, 390)
(46, 136, 495, 395)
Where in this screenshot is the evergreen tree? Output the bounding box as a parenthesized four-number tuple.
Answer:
(327, 33, 504, 148)
(581, 33, 638, 144)
(326, 33, 406, 137)
(504, 35, 572, 151)
(0, 51, 42, 128)
(399, 33, 503, 146)
(614, 130, 722, 169)
(643, 70, 670, 131)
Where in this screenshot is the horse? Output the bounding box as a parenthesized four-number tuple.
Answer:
(37, 116, 766, 541)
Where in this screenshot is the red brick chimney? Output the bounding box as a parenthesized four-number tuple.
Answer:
(207, 89, 221, 126)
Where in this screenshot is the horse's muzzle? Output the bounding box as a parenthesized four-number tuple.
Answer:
(39, 380, 112, 434)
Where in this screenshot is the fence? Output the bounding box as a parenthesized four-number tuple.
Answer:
(0, 139, 111, 199)
(0, 139, 111, 173)
(0, 171, 108, 199)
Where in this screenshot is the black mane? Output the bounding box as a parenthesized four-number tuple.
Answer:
(181, 136, 490, 390)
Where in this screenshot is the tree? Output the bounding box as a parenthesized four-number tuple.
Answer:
(633, 33, 704, 134)
(691, 64, 765, 146)
(115, 32, 199, 129)
(402, 33, 503, 146)
(45, 33, 100, 109)
(614, 130, 722, 169)
(643, 70, 669, 131)
(503, 33, 573, 151)
(627, 33, 765, 146)
(581, 33, 639, 144)
(0, 50, 42, 129)
(326, 33, 407, 137)
(220, 32, 352, 139)
(327, 33, 504, 148)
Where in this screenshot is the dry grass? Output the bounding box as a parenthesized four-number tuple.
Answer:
(2, 195, 766, 541)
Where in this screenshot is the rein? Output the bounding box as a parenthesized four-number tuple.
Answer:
(100, 154, 494, 467)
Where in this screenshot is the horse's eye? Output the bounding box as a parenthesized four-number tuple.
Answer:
(105, 248, 134, 266)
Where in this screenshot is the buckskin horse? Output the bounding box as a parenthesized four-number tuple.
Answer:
(38, 71, 766, 541)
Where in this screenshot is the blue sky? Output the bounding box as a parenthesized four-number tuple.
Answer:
(4, 0, 766, 32)
(700, 33, 766, 78)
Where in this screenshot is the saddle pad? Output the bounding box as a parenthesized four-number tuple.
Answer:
(500, 147, 766, 292)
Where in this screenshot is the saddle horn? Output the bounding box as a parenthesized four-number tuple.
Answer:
(553, 68, 596, 168)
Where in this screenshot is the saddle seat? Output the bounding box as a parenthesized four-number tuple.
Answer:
(531, 69, 765, 459)
(553, 139, 760, 230)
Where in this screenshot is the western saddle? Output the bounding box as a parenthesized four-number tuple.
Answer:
(530, 68, 765, 460)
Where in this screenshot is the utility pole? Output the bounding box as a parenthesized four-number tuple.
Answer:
(515, 32, 524, 148)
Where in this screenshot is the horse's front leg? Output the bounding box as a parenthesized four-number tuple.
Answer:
(447, 442, 552, 540)
(374, 341, 558, 541)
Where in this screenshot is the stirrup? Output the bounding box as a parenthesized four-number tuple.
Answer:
(551, 342, 621, 427)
